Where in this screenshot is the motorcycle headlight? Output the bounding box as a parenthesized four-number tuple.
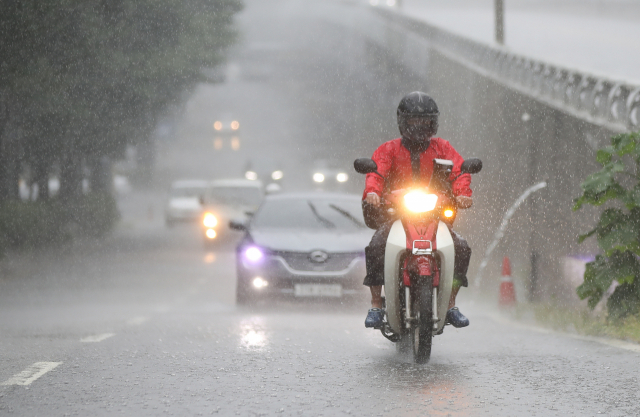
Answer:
(203, 212, 218, 228)
(404, 190, 438, 213)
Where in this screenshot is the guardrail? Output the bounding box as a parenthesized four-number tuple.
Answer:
(375, 8, 640, 133)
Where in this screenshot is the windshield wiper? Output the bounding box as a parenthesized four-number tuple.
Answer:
(329, 204, 366, 229)
(307, 201, 336, 229)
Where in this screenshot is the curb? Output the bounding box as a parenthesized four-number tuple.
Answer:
(487, 312, 640, 354)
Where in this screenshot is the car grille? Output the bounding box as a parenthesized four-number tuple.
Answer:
(276, 251, 361, 272)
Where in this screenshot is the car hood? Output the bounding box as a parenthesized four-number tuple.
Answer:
(169, 197, 202, 210)
(205, 203, 258, 221)
(250, 228, 373, 253)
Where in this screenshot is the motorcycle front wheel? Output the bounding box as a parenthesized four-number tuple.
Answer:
(412, 279, 433, 363)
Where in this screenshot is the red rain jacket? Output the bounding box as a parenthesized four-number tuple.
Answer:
(362, 137, 472, 199)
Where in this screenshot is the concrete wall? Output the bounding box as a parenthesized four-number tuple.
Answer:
(425, 47, 609, 302)
(331, 5, 635, 303)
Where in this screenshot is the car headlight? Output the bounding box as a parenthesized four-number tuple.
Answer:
(253, 277, 268, 288)
(336, 173, 348, 182)
(203, 212, 218, 228)
(244, 246, 264, 262)
(404, 190, 438, 213)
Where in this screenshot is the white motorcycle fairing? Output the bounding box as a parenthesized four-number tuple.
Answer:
(384, 220, 455, 334)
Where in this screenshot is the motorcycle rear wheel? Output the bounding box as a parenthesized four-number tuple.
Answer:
(412, 280, 433, 363)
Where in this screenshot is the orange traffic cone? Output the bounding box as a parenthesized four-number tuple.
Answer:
(499, 256, 516, 307)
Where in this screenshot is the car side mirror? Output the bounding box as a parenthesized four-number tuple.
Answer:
(353, 158, 378, 174)
(229, 220, 247, 231)
(460, 158, 483, 174)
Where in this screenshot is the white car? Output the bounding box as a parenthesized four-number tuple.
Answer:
(201, 179, 264, 244)
(165, 180, 208, 226)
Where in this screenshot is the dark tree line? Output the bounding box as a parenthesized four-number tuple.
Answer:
(0, 0, 242, 202)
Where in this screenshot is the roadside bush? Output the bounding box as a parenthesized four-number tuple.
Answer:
(0, 193, 120, 257)
(70, 193, 120, 237)
(574, 131, 640, 319)
(0, 200, 70, 251)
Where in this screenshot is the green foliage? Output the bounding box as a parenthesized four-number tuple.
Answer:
(71, 193, 120, 237)
(2, 0, 243, 150)
(0, 200, 70, 252)
(532, 303, 640, 344)
(0, 193, 119, 257)
(574, 132, 640, 319)
(0, 0, 243, 200)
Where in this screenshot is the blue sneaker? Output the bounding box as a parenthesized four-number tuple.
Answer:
(446, 307, 469, 328)
(365, 308, 384, 328)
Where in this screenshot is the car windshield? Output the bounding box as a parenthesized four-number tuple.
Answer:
(252, 197, 366, 231)
(170, 187, 206, 198)
(209, 186, 262, 207)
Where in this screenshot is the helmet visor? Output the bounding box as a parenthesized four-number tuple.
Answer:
(401, 116, 438, 139)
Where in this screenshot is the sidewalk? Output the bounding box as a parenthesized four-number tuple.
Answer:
(398, 0, 640, 83)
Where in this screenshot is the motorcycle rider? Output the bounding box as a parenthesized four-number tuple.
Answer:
(363, 92, 473, 329)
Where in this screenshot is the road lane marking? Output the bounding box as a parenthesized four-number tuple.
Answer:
(80, 333, 115, 343)
(2, 362, 62, 386)
(127, 316, 149, 326)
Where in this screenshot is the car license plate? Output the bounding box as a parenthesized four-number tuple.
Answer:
(294, 284, 342, 297)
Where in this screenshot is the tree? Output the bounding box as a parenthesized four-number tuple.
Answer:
(574, 132, 640, 319)
(0, 0, 243, 201)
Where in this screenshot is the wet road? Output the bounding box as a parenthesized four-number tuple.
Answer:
(2, 0, 640, 416)
(2, 214, 640, 417)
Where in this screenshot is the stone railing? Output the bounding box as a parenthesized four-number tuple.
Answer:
(373, 7, 640, 133)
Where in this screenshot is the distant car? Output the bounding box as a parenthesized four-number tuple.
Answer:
(213, 113, 240, 135)
(164, 180, 208, 226)
(201, 179, 264, 244)
(310, 160, 351, 190)
(243, 157, 284, 185)
(231, 193, 373, 304)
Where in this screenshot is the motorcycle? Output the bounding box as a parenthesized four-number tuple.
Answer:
(354, 157, 482, 363)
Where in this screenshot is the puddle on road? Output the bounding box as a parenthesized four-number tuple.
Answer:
(203, 252, 217, 264)
(360, 359, 477, 415)
(239, 317, 268, 349)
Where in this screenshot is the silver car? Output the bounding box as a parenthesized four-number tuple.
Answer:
(164, 180, 208, 226)
(232, 193, 374, 303)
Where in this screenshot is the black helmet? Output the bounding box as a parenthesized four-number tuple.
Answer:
(397, 92, 439, 140)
